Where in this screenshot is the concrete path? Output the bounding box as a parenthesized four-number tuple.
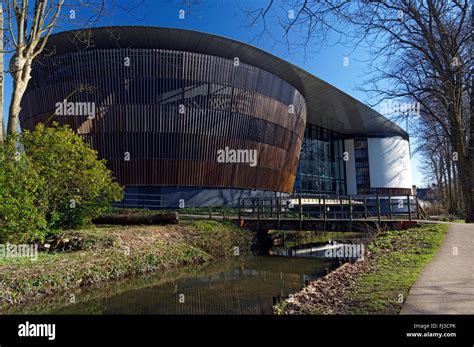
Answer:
(401, 222, 474, 314)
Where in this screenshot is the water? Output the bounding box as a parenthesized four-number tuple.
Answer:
(11, 232, 363, 315)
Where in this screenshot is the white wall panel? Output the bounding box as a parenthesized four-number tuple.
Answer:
(368, 137, 412, 189)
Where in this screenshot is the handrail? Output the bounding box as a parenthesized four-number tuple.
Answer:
(113, 192, 424, 221)
(237, 194, 419, 222)
(113, 192, 165, 209)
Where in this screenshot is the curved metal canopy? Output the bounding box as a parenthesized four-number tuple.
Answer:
(42, 26, 407, 139)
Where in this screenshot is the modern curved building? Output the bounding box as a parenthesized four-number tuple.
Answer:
(19, 26, 412, 207)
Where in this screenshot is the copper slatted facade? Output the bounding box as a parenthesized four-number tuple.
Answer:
(20, 49, 307, 193)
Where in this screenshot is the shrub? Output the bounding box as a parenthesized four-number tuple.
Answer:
(0, 124, 123, 242)
(21, 124, 123, 229)
(0, 142, 49, 242)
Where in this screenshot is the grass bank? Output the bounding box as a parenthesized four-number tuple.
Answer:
(427, 214, 465, 223)
(275, 223, 448, 315)
(0, 220, 253, 312)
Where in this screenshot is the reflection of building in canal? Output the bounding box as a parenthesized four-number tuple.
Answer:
(170, 268, 304, 315)
(173, 282, 272, 315)
(100, 267, 321, 314)
(31, 255, 341, 314)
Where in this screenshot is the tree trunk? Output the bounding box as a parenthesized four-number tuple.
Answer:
(438, 154, 446, 205)
(459, 162, 474, 222)
(467, 25, 474, 223)
(445, 148, 455, 214)
(7, 78, 28, 135)
(467, 68, 474, 222)
(0, 3, 4, 145)
(452, 113, 473, 223)
(455, 160, 462, 211)
(7, 90, 22, 135)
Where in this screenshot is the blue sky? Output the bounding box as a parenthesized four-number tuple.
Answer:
(2, 0, 424, 186)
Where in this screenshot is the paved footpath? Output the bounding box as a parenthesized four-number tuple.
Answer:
(401, 222, 474, 314)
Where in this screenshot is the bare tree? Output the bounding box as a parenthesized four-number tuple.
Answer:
(243, 0, 473, 222)
(2, 0, 142, 139)
(4, 0, 65, 137)
(414, 111, 457, 213)
(0, 3, 4, 145)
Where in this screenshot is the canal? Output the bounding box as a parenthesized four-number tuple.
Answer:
(12, 231, 365, 315)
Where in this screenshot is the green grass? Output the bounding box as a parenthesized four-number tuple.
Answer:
(190, 220, 253, 258)
(346, 224, 448, 314)
(276, 223, 448, 315)
(427, 214, 465, 223)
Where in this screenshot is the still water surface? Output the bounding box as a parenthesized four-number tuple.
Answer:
(49, 255, 339, 314)
(14, 232, 363, 315)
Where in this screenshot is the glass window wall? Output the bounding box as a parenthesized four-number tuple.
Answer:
(294, 124, 346, 195)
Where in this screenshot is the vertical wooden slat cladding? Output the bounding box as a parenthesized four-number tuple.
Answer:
(20, 48, 307, 193)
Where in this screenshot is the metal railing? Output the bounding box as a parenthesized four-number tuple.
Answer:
(112, 193, 165, 210)
(237, 194, 422, 222)
(112, 192, 424, 223)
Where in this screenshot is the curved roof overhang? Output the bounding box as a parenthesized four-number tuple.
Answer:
(41, 26, 408, 140)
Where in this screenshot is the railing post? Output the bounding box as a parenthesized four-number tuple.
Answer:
(376, 194, 381, 223)
(274, 192, 278, 220)
(388, 194, 392, 219)
(364, 196, 367, 219)
(257, 200, 261, 230)
(299, 196, 303, 230)
(407, 194, 412, 221)
(318, 197, 321, 219)
(415, 195, 420, 220)
(339, 196, 343, 219)
(349, 195, 353, 223)
(208, 205, 212, 220)
(323, 196, 327, 222)
(277, 197, 281, 229)
(238, 198, 242, 222)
